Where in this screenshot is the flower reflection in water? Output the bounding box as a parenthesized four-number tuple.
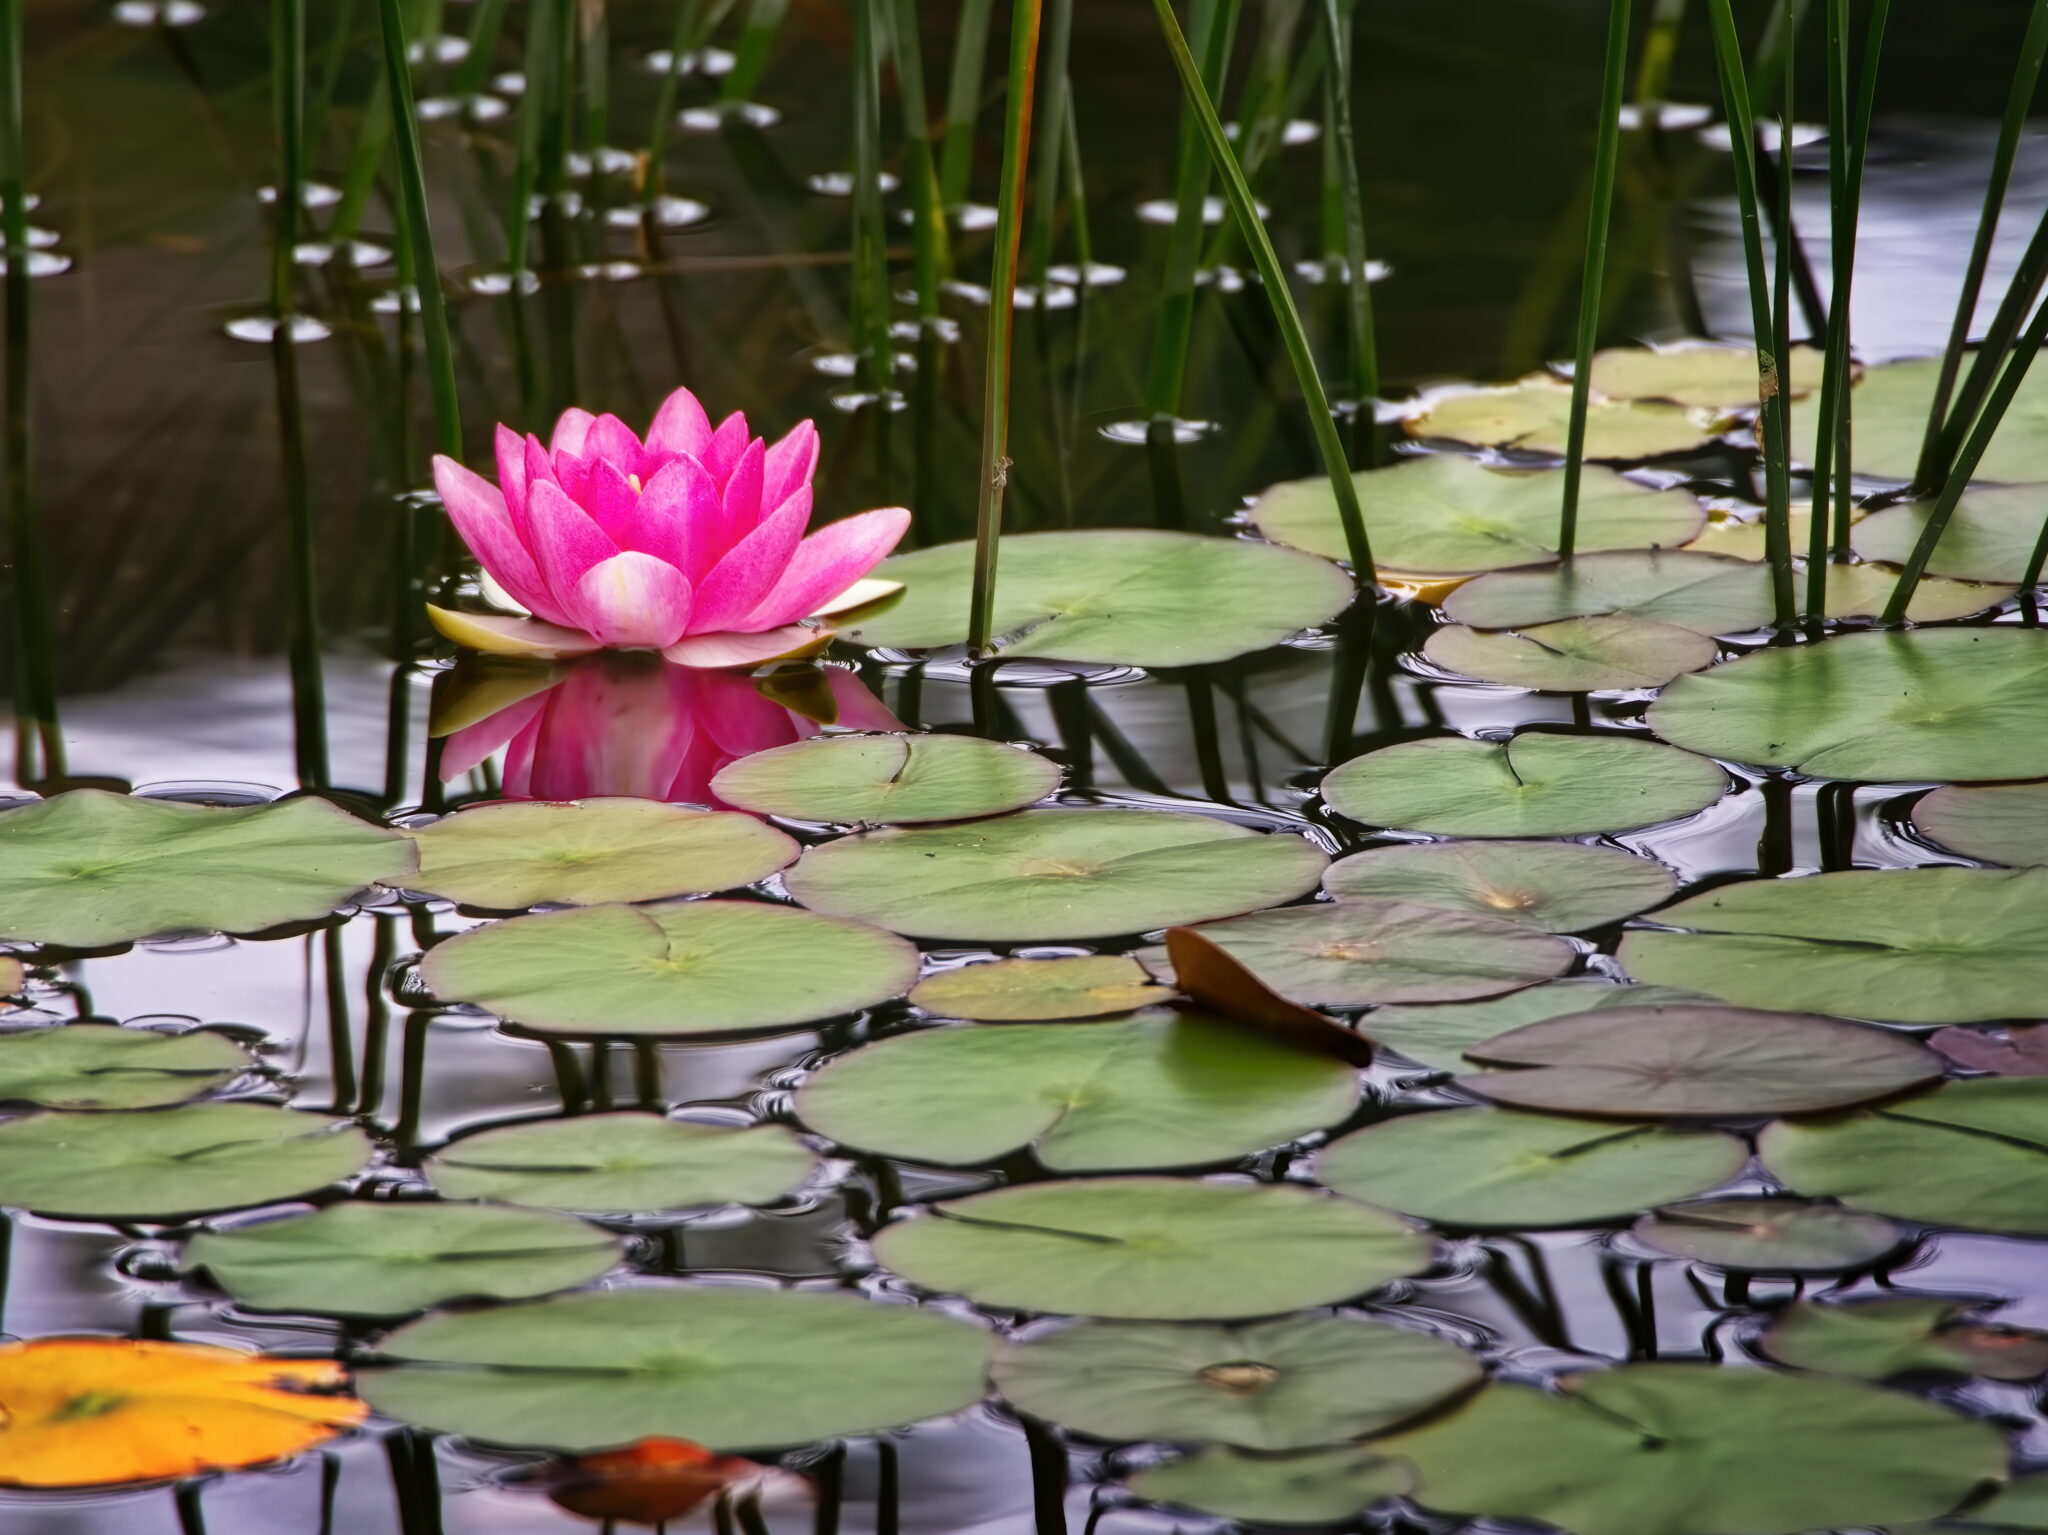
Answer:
(431, 652, 900, 807)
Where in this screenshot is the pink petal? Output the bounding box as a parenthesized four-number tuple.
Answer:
(722, 437, 766, 530)
(494, 425, 530, 518)
(688, 439, 776, 589)
(632, 455, 716, 570)
(578, 458, 646, 548)
(526, 479, 624, 618)
(551, 408, 596, 456)
(688, 487, 811, 633)
(702, 412, 750, 484)
(661, 624, 828, 669)
(583, 413, 648, 480)
(441, 693, 548, 781)
(826, 670, 907, 732)
(740, 507, 912, 631)
(524, 657, 702, 801)
(550, 449, 592, 505)
(763, 420, 820, 508)
(570, 551, 695, 648)
(432, 456, 561, 622)
(646, 386, 715, 460)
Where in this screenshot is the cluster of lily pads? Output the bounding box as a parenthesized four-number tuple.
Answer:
(10, 340, 2048, 1530)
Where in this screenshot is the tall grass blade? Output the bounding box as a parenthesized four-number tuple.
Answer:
(0, 0, 59, 782)
(721, 0, 787, 107)
(851, 0, 894, 404)
(643, 0, 704, 202)
(1318, 0, 1377, 447)
(1147, 0, 1376, 584)
(965, 0, 1045, 653)
(1557, 0, 1632, 561)
(1705, 0, 1794, 626)
(377, 0, 462, 457)
(1914, 0, 2048, 491)
(1632, 0, 1685, 105)
(938, 0, 996, 214)
(887, 0, 946, 527)
(1024, 0, 1072, 289)
(1767, 0, 1796, 607)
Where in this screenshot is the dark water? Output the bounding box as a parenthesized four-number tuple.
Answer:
(6, 1, 2048, 1532)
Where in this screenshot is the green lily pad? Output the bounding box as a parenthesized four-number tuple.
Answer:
(0, 790, 415, 947)
(1631, 1198, 1904, 1271)
(1686, 504, 1820, 562)
(1760, 1078, 2048, 1235)
(1442, 549, 1774, 634)
(0, 1023, 255, 1110)
(405, 799, 797, 908)
(1650, 628, 2048, 783)
(908, 956, 1173, 1020)
(1915, 782, 2048, 866)
(1854, 483, 2048, 582)
(420, 899, 919, 1036)
(1760, 1297, 2048, 1382)
(425, 1112, 817, 1213)
(1792, 354, 2048, 481)
(357, 1286, 994, 1453)
(1249, 454, 1706, 575)
(1932, 1474, 2048, 1531)
(1127, 1445, 1414, 1524)
(1380, 1364, 2007, 1535)
(186, 1201, 622, 1317)
(782, 808, 1327, 942)
(1324, 842, 1676, 933)
(839, 530, 1353, 665)
(874, 1178, 1432, 1319)
(1587, 342, 1827, 408)
(1181, 899, 1573, 1007)
(1323, 733, 1726, 837)
(1317, 1109, 1747, 1228)
(1804, 561, 2012, 623)
(1457, 1004, 1940, 1117)
(0, 1103, 372, 1219)
(795, 1012, 1358, 1172)
(1362, 980, 1716, 1072)
(708, 734, 1061, 825)
(1405, 379, 1719, 458)
(991, 1315, 1478, 1449)
(1617, 867, 2048, 1023)
(1423, 615, 1717, 691)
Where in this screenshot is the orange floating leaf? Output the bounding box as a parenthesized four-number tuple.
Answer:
(0, 1337, 366, 1488)
(1163, 927, 1376, 1065)
(545, 1437, 767, 1524)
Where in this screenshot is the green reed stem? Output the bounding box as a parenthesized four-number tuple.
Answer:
(939, 0, 996, 213)
(1319, 0, 1378, 431)
(721, 0, 787, 105)
(965, 0, 1044, 653)
(1632, 0, 1685, 104)
(271, 0, 305, 319)
(1558, 0, 1632, 561)
(0, 0, 59, 782)
(645, 0, 703, 201)
(888, 0, 945, 530)
(1024, 0, 1072, 288)
(1887, 212, 2048, 619)
(852, 0, 893, 400)
(377, 0, 461, 458)
(1768, 0, 1796, 606)
(308, 0, 358, 156)
(1149, 0, 1375, 583)
(451, 0, 509, 100)
(1706, 0, 1794, 626)
(1914, 0, 2048, 492)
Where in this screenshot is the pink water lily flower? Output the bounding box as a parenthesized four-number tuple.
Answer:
(428, 388, 911, 669)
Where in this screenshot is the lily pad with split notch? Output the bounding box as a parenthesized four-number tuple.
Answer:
(794, 1011, 1360, 1172)
(1791, 355, 2048, 482)
(1760, 1296, 2048, 1381)
(1632, 1198, 1904, 1271)
(1442, 548, 1773, 634)
(1915, 781, 2048, 867)
(1249, 454, 1706, 574)
(908, 956, 1172, 1020)
(1325, 842, 1676, 934)
(839, 530, 1353, 666)
(1617, 867, 2048, 1023)
(1760, 1077, 2048, 1235)
(1805, 562, 2012, 623)
(1378, 1363, 2007, 1535)
(1127, 1445, 1414, 1524)
(1649, 625, 2048, 782)
(1322, 733, 1726, 837)
(874, 1177, 1432, 1319)
(1455, 1004, 1941, 1117)
(0, 789, 415, 947)
(0, 1102, 372, 1220)
(404, 799, 797, 908)
(1317, 1109, 1748, 1228)
(419, 899, 919, 1036)
(1854, 482, 2048, 583)
(1423, 615, 1717, 691)
(1588, 341, 1827, 408)
(1362, 980, 1716, 1072)
(186, 1201, 623, 1317)
(782, 807, 1327, 942)
(708, 733, 1060, 824)
(356, 1286, 994, 1453)
(991, 1315, 1478, 1449)
(0, 1023, 255, 1110)
(1405, 378, 1719, 458)
(425, 1112, 817, 1212)
(1183, 898, 1573, 1008)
